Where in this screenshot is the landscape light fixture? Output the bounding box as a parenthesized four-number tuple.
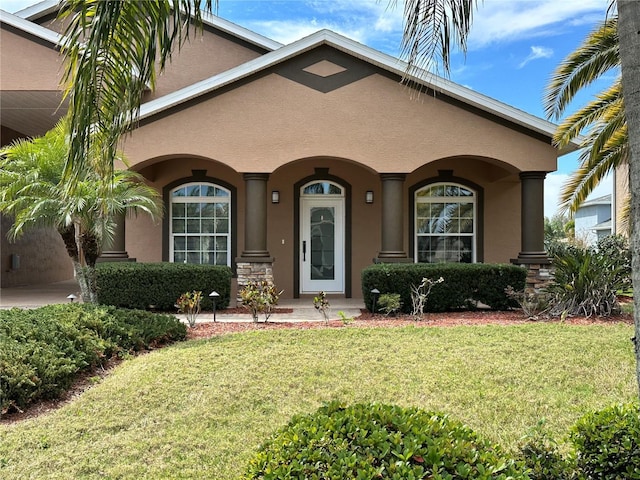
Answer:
(209, 290, 220, 322)
(370, 288, 380, 314)
(67, 293, 77, 302)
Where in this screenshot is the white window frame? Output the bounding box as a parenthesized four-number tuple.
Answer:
(170, 182, 231, 266)
(415, 182, 476, 263)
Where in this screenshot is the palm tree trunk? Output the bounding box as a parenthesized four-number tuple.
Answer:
(617, 0, 640, 397)
(72, 260, 92, 303)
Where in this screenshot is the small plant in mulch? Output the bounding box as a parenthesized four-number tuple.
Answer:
(505, 286, 550, 320)
(337, 311, 353, 325)
(410, 276, 444, 320)
(377, 293, 402, 317)
(240, 281, 283, 323)
(176, 291, 203, 328)
(313, 291, 330, 324)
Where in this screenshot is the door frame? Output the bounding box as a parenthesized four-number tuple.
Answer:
(300, 196, 344, 293)
(294, 168, 351, 298)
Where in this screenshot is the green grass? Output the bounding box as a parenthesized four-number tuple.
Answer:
(0, 323, 636, 479)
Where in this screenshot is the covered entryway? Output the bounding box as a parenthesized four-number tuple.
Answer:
(299, 181, 345, 294)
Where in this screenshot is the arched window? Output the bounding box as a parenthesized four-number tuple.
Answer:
(170, 182, 230, 265)
(301, 181, 343, 196)
(415, 183, 476, 263)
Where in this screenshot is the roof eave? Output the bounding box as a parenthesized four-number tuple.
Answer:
(0, 8, 64, 47)
(13, 0, 59, 20)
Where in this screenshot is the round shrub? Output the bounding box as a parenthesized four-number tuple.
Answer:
(245, 401, 526, 479)
(570, 402, 640, 479)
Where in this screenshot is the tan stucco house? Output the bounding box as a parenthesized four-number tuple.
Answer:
(1, 2, 577, 298)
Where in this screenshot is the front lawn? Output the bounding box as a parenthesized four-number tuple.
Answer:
(0, 323, 636, 479)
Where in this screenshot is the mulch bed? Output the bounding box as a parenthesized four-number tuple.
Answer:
(186, 309, 634, 340)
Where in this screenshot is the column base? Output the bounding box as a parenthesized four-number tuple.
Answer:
(235, 258, 275, 305)
(375, 253, 412, 263)
(97, 251, 136, 263)
(511, 252, 551, 265)
(511, 254, 552, 293)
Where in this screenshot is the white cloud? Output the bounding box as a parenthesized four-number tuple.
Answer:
(468, 0, 609, 49)
(518, 45, 553, 68)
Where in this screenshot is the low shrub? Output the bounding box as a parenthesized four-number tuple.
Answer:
(362, 263, 526, 313)
(377, 292, 402, 316)
(546, 245, 624, 317)
(245, 401, 526, 479)
(96, 262, 232, 310)
(240, 281, 283, 322)
(0, 304, 185, 415)
(570, 402, 640, 479)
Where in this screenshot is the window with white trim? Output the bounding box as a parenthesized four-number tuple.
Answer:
(170, 182, 230, 266)
(415, 183, 476, 263)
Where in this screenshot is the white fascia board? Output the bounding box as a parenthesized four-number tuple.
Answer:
(13, 0, 59, 20)
(138, 30, 331, 120)
(200, 10, 282, 51)
(0, 8, 63, 47)
(17, 1, 282, 51)
(139, 28, 579, 155)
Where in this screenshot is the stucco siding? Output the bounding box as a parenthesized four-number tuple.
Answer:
(124, 71, 558, 174)
(0, 26, 63, 91)
(1, 215, 73, 287)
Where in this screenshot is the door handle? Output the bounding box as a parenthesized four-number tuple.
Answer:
(302, 241, 306, 261)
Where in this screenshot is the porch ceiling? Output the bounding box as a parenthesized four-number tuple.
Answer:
(0, 90, 67, 138)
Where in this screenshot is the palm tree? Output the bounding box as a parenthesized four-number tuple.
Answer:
(0, 121, 162, 303)
(59, 0, 215, 178)
(616, 1, 640, 396)
(544, 16, 627, 219)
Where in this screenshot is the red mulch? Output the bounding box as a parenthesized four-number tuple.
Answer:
(1, 309, 633, 425)
(186, 309, 634, 340)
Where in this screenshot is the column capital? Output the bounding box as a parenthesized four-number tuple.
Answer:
(379, 173, 407, 182)
(519, 171, 548, 181)
(243, 172, 270, 181)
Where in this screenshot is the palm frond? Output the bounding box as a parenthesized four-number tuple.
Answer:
(399, 0, 479, 77)
(59, 0, 216, 179)
(553, 79, 622, 148)
(544, 15, 619, 120)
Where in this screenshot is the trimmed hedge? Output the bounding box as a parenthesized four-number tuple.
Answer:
(0, 304, 186, 415)
(96, 262, 233, 310)
(245, 401, 526, 479)
(362, 263, 526, 313)
(570, 402, 640, 479)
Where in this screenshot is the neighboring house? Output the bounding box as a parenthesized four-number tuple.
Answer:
(574, 194, 612, 245)
(0, 2, 578, 296)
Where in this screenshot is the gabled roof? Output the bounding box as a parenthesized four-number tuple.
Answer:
(8, 2, 577, 155)
(138, 28, 579, 155)
(0, 8, 63, 47)
(579, 194, 612, 208)
(14, 0, 282, 52)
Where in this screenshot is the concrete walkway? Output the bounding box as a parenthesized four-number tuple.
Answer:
(0, 279, 365, 322)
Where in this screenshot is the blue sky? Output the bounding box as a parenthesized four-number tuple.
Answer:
(5, 0, 615, 217)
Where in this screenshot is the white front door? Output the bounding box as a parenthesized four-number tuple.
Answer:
(300, 197, 344, 293)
